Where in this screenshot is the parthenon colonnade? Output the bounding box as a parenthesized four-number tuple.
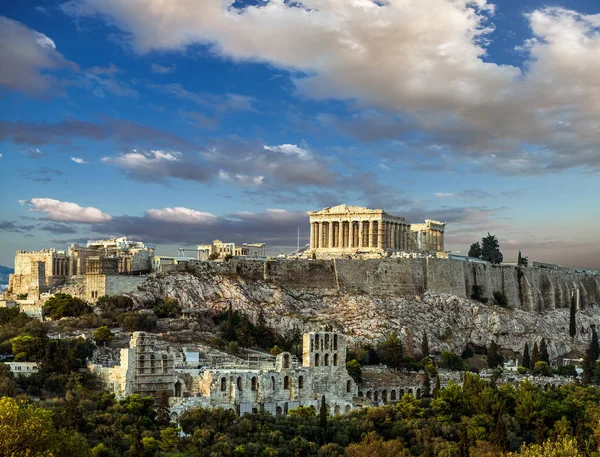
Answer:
(308, 204, 419, 253)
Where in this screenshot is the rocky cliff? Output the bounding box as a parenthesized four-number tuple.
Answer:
(130, 259, 600, 360)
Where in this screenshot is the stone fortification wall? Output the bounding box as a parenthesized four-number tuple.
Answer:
(170, 259, 600, 312)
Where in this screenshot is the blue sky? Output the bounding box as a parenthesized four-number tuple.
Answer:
(1, 0, 599, 268)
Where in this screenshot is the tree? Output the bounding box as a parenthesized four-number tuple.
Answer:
(344, 432, 409, 457)
(531, 341, 540, 366)
(93, 326, 113, 344)
(224, 304, 237, 342)
(504, 436, 583, 457)
(44, 293, 92, 319)
(569, 294, 577, 339)
(421, 331, 430, 359)
(533, 361, 552, 377)
(422, 370, 431, 398)
(539, 338, 550, 364)
(377, 332, 404, 371)
(433, 373, 441, 398)
(0, 397, 89, 457)
(523, 342, 531, 369)
(518, 251, 529, 267)
(592, 325, 600, 361)
(582, 345, 595, 386)
(152, 297, 181, 318)
(488, 341, 504, 368)
(346, 359, 362, 383)
(494, 410, 508, 451)
(481, 233, 503, 264)
(319, 395, 327, 438)
(441, 351, 466, 371)
(468, 242, 482, 258)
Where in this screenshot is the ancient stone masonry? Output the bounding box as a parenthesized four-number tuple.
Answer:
(92, 331, 362, 419)
(308, 204, 445, 257)
(7, 237, 154, 300)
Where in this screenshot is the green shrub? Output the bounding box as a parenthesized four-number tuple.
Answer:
(533, 361, 553, 377)
(441, 351, 466, 371)
(44, 293, 92, 320)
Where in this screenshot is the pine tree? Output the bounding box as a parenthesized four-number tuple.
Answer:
(481, 233, 504, 264)
(570, 294, 577, 339)
(421, 331, 430, 359)
(540, 338, 550, 364)
(522, 342, 531, 369)
(531, 341, 540, 366)
(468, 242, 482, 258)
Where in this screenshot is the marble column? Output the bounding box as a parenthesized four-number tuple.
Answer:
(377, 221, 384, 249)
(310, 223, 314, 249)
(349, 221, 354, 248)
(328, 222, 333, 249)
(358, 221, 364, 248)
(317, 222, 323, 249)
(390, 223, 395, 250)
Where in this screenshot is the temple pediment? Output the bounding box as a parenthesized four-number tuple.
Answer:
(308, 204, 383, 216)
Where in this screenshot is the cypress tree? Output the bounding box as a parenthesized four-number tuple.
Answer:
(592, 325, 600, 361)
(522, 342, 531, 369)
(319, 395, 327, 432)
(540, 338, 550, 364)
(421, 331, 430, 360)
(422, 370, 431, 398)
(583, 345, 594, 386)
(518, 251, 522, 266)
(494, 410, 508, 451)
(433, 373, 441, 398)
(570, 294, 577, 339)
(531, 341, 540, 366)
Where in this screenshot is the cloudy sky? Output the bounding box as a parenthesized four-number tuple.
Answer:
(1, 0, 599, 268)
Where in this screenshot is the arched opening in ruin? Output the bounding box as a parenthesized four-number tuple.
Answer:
(346, 380, 352, 393)
(283, 353, 290, 369)
(416, 389, 421, 399)
(284, 376, 289, 389)
(315, 353, 320, 366)
(251, 377, 257, 391)
(276, 406, 283, 416)
(237, 377, 243, 390)
(382, 390, 387, 402)
(271, 376, 276, 390)
(139, 355, 145, 372)
(334, 405, 340, 416)
(345, 405, 351, 414)
(400, 389, 405, 397)
(390, 390, 397, 401)
(170, 412, 178, 422)
(174, 381, 182, 397)
(252, 408, 258, 414)
(333, 353, 338, 366)
(324, 353, 330, 366)
(325, 334, 330, 348)
(162, 354, 168, 374)
(150, 354, 156, 374)
(408, 389, 413, 396)
(298, 376, 304, 389)
(333, 334, 338, 350)
(358, 391, 364, 398)
(374, 391, 379, 402)
(221, 377, 227, 392)
(366, 391, 372, 400)
(314, 334, 320, 349)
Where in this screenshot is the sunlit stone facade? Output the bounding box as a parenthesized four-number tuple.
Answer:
(308, 204, 445, 255)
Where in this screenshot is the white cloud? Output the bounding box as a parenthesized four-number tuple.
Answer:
(146, 207, 217, 224)
(71, 156, 87, 164)
(21, 197, 112, 223)
(435, 193, 455, 198)
(264, 144, 311, 159)
(151, 63, 175, 74)
(218, 170, 264, 187)
(0, 16, 78, 96)
(0, 154, 3, 158)
(62, 1, 600, 173)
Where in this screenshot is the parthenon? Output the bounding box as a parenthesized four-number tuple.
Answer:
(308, 204, 445, 256)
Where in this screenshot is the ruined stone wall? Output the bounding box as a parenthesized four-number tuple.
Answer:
(165, 258, 600, 313)
(131, 251, 152, 272)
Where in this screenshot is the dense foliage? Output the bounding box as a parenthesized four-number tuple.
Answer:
(4, 377, 600, 456)
(44, 293, 93, 319)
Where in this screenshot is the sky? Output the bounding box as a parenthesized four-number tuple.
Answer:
(0, 0, 599, 269)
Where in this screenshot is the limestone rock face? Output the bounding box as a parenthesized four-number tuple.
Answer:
(131, 267, 600, 360)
